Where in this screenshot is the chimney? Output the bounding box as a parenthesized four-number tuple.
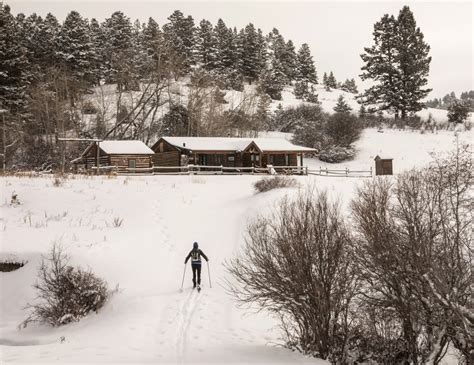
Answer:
(183, 142, 186, 147)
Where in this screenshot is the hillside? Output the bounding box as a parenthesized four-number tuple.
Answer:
(1, 128, 469, 364)
(80, 80, 473, 142)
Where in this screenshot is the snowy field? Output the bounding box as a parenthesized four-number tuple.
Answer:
(1, 128, 471, 364)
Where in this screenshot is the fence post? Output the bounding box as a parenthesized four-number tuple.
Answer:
(319, 166, 322, 176)
(346, 168, 349, 176)
(370, 166, 373, 177)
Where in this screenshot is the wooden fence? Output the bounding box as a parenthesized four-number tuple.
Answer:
(307, 167, 373, 177)
(83, 164, 372, 177)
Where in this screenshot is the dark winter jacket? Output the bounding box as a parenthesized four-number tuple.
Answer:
(185, 248, 208, 265)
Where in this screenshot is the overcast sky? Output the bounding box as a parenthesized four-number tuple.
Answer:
(8, 0, 473, 99)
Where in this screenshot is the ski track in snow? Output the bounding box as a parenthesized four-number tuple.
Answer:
(175, 289, 203, 362)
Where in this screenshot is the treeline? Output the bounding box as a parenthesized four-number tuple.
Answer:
(426, 90, 474, 111)
(0, 3, 320, 170)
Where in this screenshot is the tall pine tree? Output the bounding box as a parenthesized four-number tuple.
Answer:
(296, 43, 317, 84)
(0, 3, 29, 113)
(57, 11, 95, 86)
(360, 6, 431, 118)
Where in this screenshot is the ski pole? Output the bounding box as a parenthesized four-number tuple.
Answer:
(180, 264, 187, 290)
(207, 261, 212, 288)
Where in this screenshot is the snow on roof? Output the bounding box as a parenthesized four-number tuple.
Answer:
(161, 137, 316, 152)
(95, 140, 154, 155)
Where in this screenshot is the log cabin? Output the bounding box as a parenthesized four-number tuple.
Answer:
(151, 137, 316, 169)
(72, 140, 154, 173)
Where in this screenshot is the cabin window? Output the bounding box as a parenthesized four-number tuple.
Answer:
(268, 155, 274, 164)
(128, 159, 136, 169)
(227, 155, 235, 162)
(284, 154, 289, 166)
(159, 142, 164, 152)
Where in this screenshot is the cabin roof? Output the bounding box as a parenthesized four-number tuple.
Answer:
(160, 137, 316, 153)
(83, 140, 154, 156)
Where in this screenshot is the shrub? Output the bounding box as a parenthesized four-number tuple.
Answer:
(81, 101, 98, 115)
(318, 145, 355, 163)
(226, 191, 357, 359)
(325, 112, 362, 146)
(23, 244, 108, 327)
(253, 176, 298, 193)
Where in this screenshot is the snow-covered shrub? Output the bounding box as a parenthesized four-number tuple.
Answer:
(253, 176, 298, 193)
(318, 146, 355, 163)
(351, 145, 473, 363)
(325, 112, 362, 147)
(226, 191, 357, 360)
(23, 244, 108, 327)
(81, 100, 98, 115)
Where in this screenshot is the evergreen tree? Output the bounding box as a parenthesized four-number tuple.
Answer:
(360, 6, 431, 118)
(327, 71, 337, 88)
(259, 60, 286, 100)
(0, 3, 29, 113)
(196, 19, 217, 70)
(447, 100, 470, 124)
(323, 72, 328, 86)
(341, 78, 358, 94)
(214, 19, 236, 71)
(281, 40, 297, 81)
(239, 23, 260, 84)
(296, 43, 317, 84)
(57, 11, 95, 86)
(161, 104, 189, 136)
(142, 17, 166, 78)
(333, 95, 352, 113)
(163, 10, 195, 74)
(103, 11, 134, 89)
(89, 18, 106, 84)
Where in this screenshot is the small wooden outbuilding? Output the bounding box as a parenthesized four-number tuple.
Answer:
(374, 155, 393, 175)
(73, 140, 154, 173)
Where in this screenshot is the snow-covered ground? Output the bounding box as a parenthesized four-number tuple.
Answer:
(1, 128, 470, 364)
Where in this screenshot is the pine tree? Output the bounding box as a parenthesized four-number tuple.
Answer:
(327, 71, 337, 88)
(196, 19, 217, 70)
(281, 40, 297, 81)
(163, 10, 195, 74)
(360, 6, 431, 118)
(259, 59, 286, 100)
(89, 18, 106, 84)
(239, 23, 260, 84)
(57, 11, 95, 86)
(447, 100, 470, 124)
(296, 43, 317, 84)
(323, 72, 328, 87)
(0, 3, 29, 113)
(333, 95, 352, 113)
(142, 17, 166, 78)
(214, 19, 236, 71)
(103, 11, 134, 89)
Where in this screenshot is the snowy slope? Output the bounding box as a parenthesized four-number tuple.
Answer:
(0, 128, 470, 364)
(81, 81, 473, 137)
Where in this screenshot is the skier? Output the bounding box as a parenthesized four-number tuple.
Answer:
(184, 242, 209, 289)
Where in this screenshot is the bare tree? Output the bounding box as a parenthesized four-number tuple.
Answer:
(351, 144, 473, 364)
(226, 190, 358, 360)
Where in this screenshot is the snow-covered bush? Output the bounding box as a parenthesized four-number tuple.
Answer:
(226, 191, 357, 360)
(318, 146, 355, 163)
(351, 145, 473, 363)
(325, 112, 362, 146)
(253, 176, 298, 193)
(23, 244, 108, 327)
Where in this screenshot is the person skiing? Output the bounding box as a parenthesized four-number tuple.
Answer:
(184, 242, 209, 289)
